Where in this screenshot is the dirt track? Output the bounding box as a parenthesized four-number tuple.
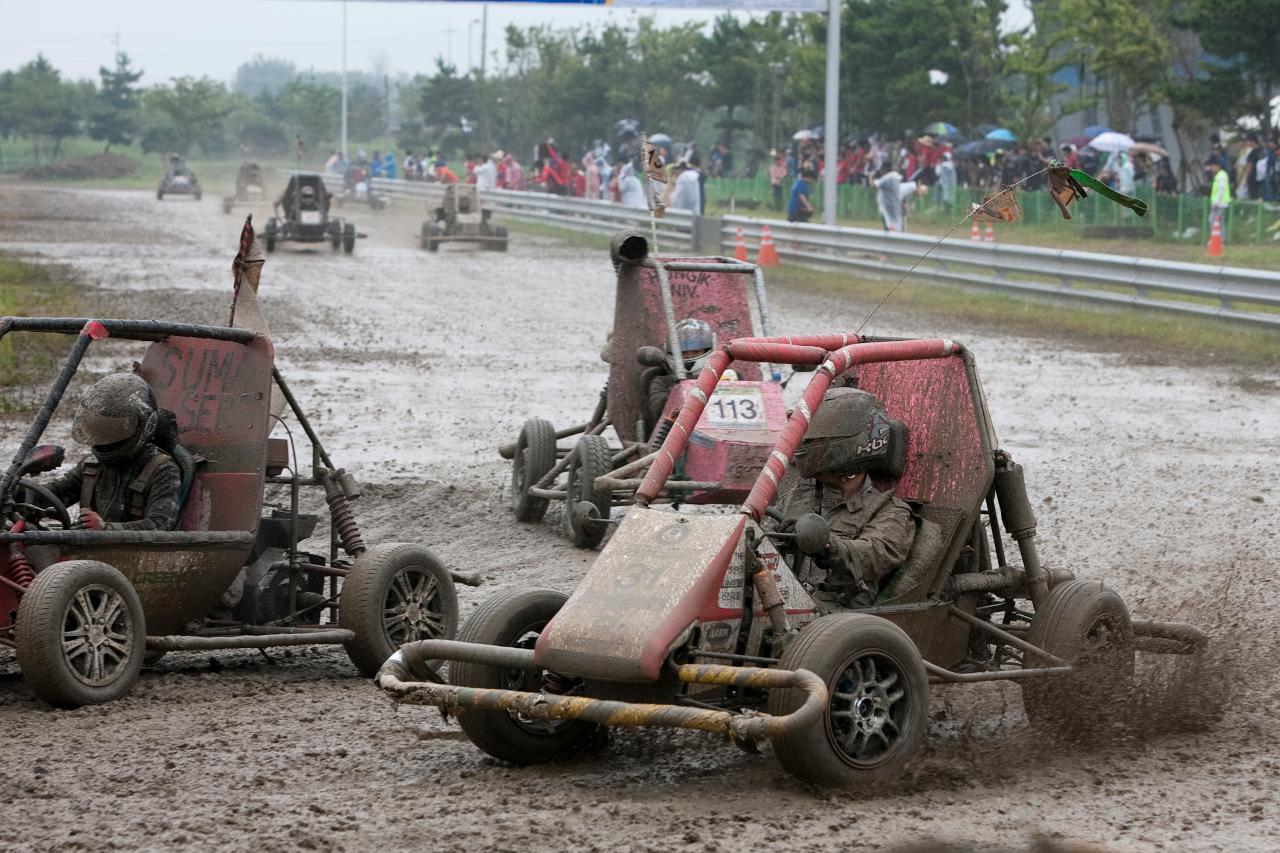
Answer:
(0, 184, 1277, 852)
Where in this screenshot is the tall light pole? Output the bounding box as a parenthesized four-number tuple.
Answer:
(480, 4, 489, 76)
(468, 18, 481, 72)
(822, 0, 840, 226)
(340, 0, 348, 161)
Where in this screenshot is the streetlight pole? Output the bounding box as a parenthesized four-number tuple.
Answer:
(480, 4, 488, 76)
(341, 0, 348, 161)
(468, 18, 481, 72)
(822, 0, 840, 226)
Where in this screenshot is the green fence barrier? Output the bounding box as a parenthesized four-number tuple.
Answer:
(704, 175, 1279, 246)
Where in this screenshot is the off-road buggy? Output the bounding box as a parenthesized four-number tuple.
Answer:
(265, 172, 358, 254)
(0, 315, 471, 708)
(380, 330, 1208, 787)
(421, 184, 507, 252)
(156, 158, 201, 201)
(222, 162, 265, 214)
(500, 234, 782, 547)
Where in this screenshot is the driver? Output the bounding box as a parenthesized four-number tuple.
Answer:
(40, 373, 181, 532)
(298, 184, 320, 211)
(782, 388, 916, 607)
(641, 317, 716, 435)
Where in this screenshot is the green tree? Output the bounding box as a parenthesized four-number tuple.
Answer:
(1000, 23, 1070, 144)
(1183, 0, 1280, 129)
(234, 55, 297, 97)
(89, 52, 143, 151)
(140, 76, 232, 156)
(276, 79, 341, 154)
(3, 56, 85, 162)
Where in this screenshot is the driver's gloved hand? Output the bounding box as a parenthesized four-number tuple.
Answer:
(72, 510, 103, 530)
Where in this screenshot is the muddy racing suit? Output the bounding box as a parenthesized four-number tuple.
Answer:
(43, 445, 181, 531)
(781, 477, 916, 607)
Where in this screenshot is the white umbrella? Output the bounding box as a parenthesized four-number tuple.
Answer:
(1088, 131, 1135, 152)
(792, 129, 817, 141)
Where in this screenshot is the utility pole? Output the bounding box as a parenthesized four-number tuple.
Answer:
(480, 4, 488, 76)
(468, 18, 481, 72)
(341, 0, 348, 161)
(822, 0, 840, 227)
(443, 22, 457, 66)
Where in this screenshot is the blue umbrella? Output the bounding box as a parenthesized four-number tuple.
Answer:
(955, 139, 1006, 157)
(985, 128, 1017, 142)
(1083, 124, 1113, 139)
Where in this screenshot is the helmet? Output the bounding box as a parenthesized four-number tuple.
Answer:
(670, 318, 716, 374)
(300, 185, 316, 197)
(793, 388, 907, 480)
(71, 373, 159, 465)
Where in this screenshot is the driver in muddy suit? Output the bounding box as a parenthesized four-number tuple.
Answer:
(780, 388, 917, 608)
(640, 318, 716, 438)
(38, 373, 182, 532)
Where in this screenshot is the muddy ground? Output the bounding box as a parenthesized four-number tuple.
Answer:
(0, 185, 1276, 852)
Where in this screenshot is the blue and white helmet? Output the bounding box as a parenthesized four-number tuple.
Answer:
(670, 318, 716, 374)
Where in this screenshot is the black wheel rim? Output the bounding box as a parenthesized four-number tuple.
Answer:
(505, 625, 576, 736)
(827, 651, 911, 768)
(62, 584, 135, 687)
(382, 566, 447, 645)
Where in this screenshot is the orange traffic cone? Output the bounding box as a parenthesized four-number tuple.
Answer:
(757, 225, 780, 267)
(970, 220, 981, 242)
(984, 222, 995, 244)
(1207, 215, 1224, 258)
(733, 226, 748, 261)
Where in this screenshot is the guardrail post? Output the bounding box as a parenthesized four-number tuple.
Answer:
(692, 215, 722, 254)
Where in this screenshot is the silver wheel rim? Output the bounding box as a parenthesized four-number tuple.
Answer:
(506, 630, 575, 736)
(61, 583, 135, 687)
(829, 652, 910, 767)
(382, 567, 446, 645)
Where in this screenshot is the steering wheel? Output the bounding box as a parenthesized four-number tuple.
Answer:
(12, 478, 73, 530)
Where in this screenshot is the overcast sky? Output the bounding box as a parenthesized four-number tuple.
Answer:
(4, 0, 1033, 86)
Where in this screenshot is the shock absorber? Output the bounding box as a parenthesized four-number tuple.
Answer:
(322, 470, 366, 558)
(6, 521, 34, 588)
(542, 670, 579, 696)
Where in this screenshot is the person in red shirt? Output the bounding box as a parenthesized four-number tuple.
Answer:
(543, 138, 571, 195)
(435, 158, 459, 183)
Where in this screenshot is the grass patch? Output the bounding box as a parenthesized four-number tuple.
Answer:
(508, 219, 1280, 369)
(0, 253, 82, 412)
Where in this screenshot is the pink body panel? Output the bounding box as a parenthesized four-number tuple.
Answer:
(608, 259, 761, 444)
(658, 380, 787, 504)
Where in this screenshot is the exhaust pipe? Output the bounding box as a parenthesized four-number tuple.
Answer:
(610, 231, 649, 267)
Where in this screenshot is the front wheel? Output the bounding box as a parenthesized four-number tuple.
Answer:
(452, 589, 601, 764)
(769, 613, 929, 787)
(16, 560, 146, 708)
(1021, 580, 1134, 739)
(565, 434, 611, 549)
(339, 543, 459, 677)
(343, 223, 356, 254)
(510, 418, 556, 523)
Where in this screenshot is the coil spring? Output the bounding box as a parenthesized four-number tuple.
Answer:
(7, 549, 34, 588)
(326, 491, 366, 557)
(650, 415, 675, 450)
(541, 670, 578, 695)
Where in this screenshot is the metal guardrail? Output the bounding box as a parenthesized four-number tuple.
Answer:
(352, 175, 1280, 329)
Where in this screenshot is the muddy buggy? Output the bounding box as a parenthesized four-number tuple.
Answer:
(500, 234, 780, 548)
(222, 162, 265, 214)
(265, 172, 357, 254)
(0, 317, 473, 708)
(157, 160, 201, 201)
(421, 184, 507, 252)
(380, 332, 1209, 788)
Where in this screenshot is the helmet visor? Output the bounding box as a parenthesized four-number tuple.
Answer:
(71, 407, 137, 446)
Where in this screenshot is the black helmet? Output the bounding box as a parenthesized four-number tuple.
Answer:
(793, 388, 907, 480)
(71, 373, 158, 465)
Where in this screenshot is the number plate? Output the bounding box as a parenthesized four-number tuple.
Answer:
(704, 387, 766, 428)
(300, 211, 322, 225)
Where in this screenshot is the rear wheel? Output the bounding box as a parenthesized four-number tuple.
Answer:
(156, 189, 164, 200)
(420, 222, 431, 250)
(510, 418, 556, 523)
(16, 560, 145, 708)
(566, 435, 612, 549)
(452, 589, 600, 764)
(769, 613, 929, 787)
(428, 223, 443, 252)
(343, 222, 356, 254)
(265, 218, 278, 253)
(339, 543, 458, 677)
(1022, 580, 1134, 739)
